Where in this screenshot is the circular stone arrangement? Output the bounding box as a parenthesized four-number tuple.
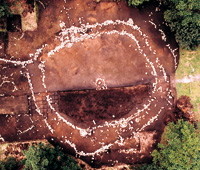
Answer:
(27, 18, 175, 161)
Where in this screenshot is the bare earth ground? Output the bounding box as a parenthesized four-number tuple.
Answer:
(0, 0, 179, 168)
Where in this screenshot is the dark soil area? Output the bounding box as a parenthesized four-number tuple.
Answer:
(7, 15, 21, 32)
(59, 85, 149, 124)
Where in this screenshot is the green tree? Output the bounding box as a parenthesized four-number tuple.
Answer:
(130, 163, 161, 170)
(22, 143, 81, 170)
(127, 0, 150, 6)
(0, 157, 21, 170)
(162, 0, 200, 49)
(152, 119, 200, 170)
(0, 0, 11, 19)
(127, 0, 200, 49)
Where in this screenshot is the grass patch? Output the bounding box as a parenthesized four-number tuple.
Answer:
(176, 47, 200, 120)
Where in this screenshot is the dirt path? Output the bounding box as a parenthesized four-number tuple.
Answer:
(176, 74, 200, 83)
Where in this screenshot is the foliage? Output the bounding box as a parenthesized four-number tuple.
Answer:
(152, 119, 200, 170)
(22, 143, 81, 170)
(0, 0, 12, 19)
(0, 157, 21, 170)
(162, 0, 200, 49)
(127, 0, 150, 6)
(126, 0, 200, 48)
(130, 163, 161, 170)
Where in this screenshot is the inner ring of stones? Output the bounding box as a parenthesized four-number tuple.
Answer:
(32, 19, 159, 130)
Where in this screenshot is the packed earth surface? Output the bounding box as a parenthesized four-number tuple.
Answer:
(0, 0, 179, 167)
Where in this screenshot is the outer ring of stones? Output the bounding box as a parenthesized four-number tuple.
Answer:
(23, 18, 173, 157)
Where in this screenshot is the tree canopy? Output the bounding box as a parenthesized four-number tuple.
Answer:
(127, 0, 150, 6)
(0, 157, 21, 170)
(152, 119, 200, 170)
(131, 119, 200, 169)
(22, 143, 81, 170)
(0, 0, 11, 19)
(127, 0, 200, 49)
(162, 0, 200, 49)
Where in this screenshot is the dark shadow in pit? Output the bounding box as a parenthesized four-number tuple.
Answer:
(58, 84, 150, 127)
(7, 15, 21, 32)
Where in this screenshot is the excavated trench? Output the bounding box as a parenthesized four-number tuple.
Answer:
(59, 85, 150, 126)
